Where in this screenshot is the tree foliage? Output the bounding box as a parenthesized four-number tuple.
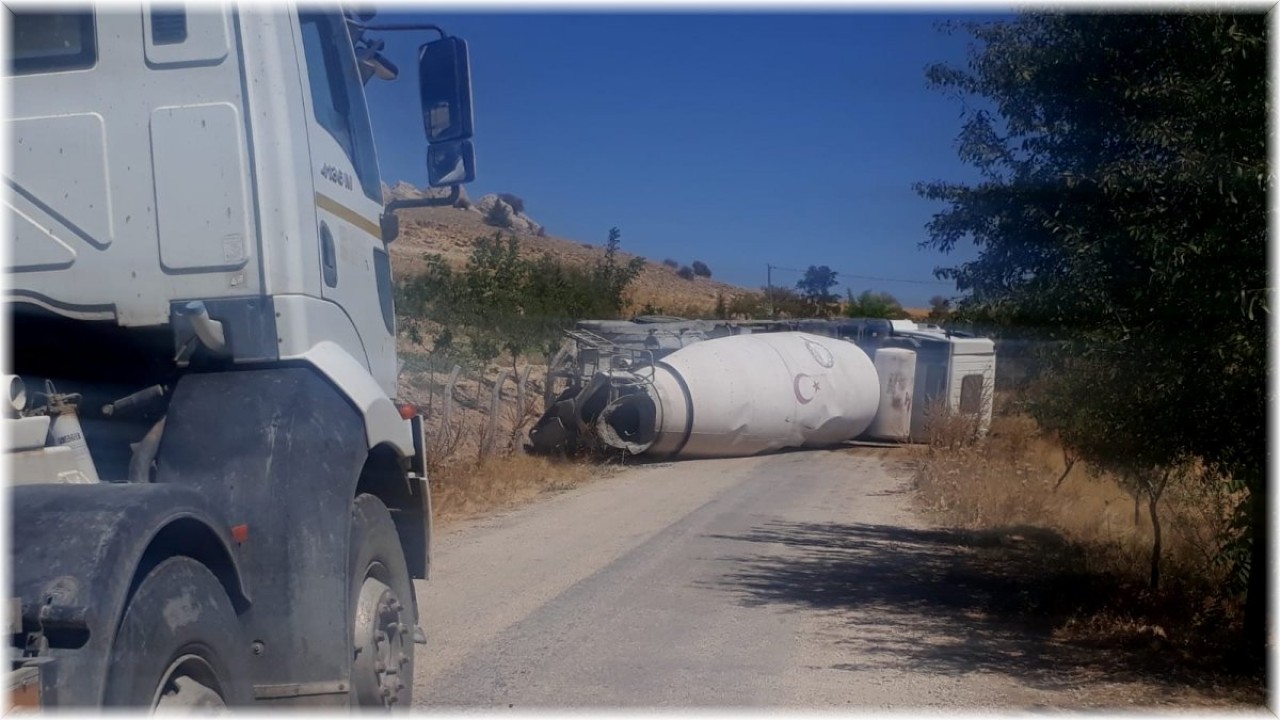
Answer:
(497, 193, 525, 215)
(795, 265, 840, 315)
(917, 12, 1266, 646)
(396, 229, 645, 366)
(728, 292, 767, 319)
(692, 260, 712, 278)
(845, 289, 909, 319)
(593, 227, 647, 316)
(484, 199, 513, 229)
(714, 292, 728, 319)
(928, 295, 954, 321)
(764, 286, 817, 318)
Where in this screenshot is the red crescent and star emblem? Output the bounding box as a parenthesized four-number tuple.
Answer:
(793, 373, 822, 404)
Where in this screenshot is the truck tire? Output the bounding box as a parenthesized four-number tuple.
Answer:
(349, 493, 416, 708)
(103, 556, 249, 709)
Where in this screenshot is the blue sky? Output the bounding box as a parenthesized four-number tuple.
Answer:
(365, 12, 1008, 306)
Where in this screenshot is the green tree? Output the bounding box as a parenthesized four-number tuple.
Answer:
(459, 233, 533, 366)
(592, 227, 646, 316)
(727, 292, 766, 319)
(768, 286, 812, 318)
(497, 192, 525, 215)
(795, 265, 839, 315)
(845, 289, 908, 319)
(916, 12, 1266, 652)
(927, 294, 953, 322)
(1027, 351, 1190, 591)
(713, 292, 728, 319)
(396, 227, 647, 366)
(484, 199, 513, 229)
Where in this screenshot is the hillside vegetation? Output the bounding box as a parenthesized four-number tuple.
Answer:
(384, 183, 747, 318)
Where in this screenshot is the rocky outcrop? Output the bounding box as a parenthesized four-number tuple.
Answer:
(381, 180, 471, 206)
(380, 182, 544, 235)
(472, 194, 544, 236)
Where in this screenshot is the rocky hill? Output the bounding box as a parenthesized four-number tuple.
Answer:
(382, 181, 752, 316)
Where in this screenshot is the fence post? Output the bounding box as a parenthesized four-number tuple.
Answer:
(516, 365, 533, 417)
(442, 364, 462, 433)
(428, 362, 438, 417)
(485, 368, 512, 457)
(545, 345, 570, 408)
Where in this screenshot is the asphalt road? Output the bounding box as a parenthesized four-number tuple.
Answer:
(409, 448, 1206, 710)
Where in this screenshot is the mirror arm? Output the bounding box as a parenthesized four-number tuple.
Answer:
(345, 19, 448, 38)
(384, 185, 461, 212)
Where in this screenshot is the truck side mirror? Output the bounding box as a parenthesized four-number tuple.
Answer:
(419, 36, 474, 144)
(427, 139, 476, 187)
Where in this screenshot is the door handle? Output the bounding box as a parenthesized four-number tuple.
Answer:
(320, 221, 338, 288)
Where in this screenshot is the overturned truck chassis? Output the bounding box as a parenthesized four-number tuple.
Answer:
(530, 327, 665, 455)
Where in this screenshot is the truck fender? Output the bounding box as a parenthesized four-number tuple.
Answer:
(289, 340, 414, 456)
(9, 482, 249, 707)
(152, 366, 408, 701)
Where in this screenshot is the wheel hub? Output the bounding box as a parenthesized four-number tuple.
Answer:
(353, 577, 411, 707)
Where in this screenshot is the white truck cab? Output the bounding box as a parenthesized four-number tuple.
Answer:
(5, 4, 475, 709)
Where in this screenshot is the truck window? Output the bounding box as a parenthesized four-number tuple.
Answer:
(7, 9, 96, 75)
(958, 373, 985, 414)
(298, 11, 382, 205)
(150, 5, 187, 45)
(373, 247, 395, 336)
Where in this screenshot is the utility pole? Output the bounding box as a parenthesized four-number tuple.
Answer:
(766, 264, 775, 319)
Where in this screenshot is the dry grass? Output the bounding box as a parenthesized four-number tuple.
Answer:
(397, 350, 609, 527)
(910, 404, 1257, 685)
(428, 450, 600, 525)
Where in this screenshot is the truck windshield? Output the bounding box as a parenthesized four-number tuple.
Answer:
(7, 9, 96, 75)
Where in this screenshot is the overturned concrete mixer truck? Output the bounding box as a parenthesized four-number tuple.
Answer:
(528, 317, 996, 457)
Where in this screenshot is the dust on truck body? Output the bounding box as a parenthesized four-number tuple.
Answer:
(5, 4, 476, 708)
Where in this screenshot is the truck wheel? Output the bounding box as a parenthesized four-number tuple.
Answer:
(349, 493, 415, 708)
(103, 556, 248, 709)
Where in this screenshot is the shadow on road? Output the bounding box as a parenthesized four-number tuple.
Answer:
(703, 520, 1243, 698)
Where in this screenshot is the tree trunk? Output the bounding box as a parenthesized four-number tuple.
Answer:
(1243, 474, 1268, 663)
(1147, 491, 1162, 591)
(1134, 493, 1141, 527)
(1053, 451, 1078, 491)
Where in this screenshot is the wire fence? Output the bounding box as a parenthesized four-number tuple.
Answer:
(398, 351, 550, 463)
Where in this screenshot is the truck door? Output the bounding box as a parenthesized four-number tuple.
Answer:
(293, 10, 398, 396)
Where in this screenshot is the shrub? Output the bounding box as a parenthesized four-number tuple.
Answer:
(497, 193, 525, 215)
(846, 288, 908, 319)
(677, 265, 695, 281)
(484, 200, 513, 229)
(662, 258, 679, 269)
(397, 227, 644, 367)
(727, 292, 766, 318)
(692, 260, 712, 278)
